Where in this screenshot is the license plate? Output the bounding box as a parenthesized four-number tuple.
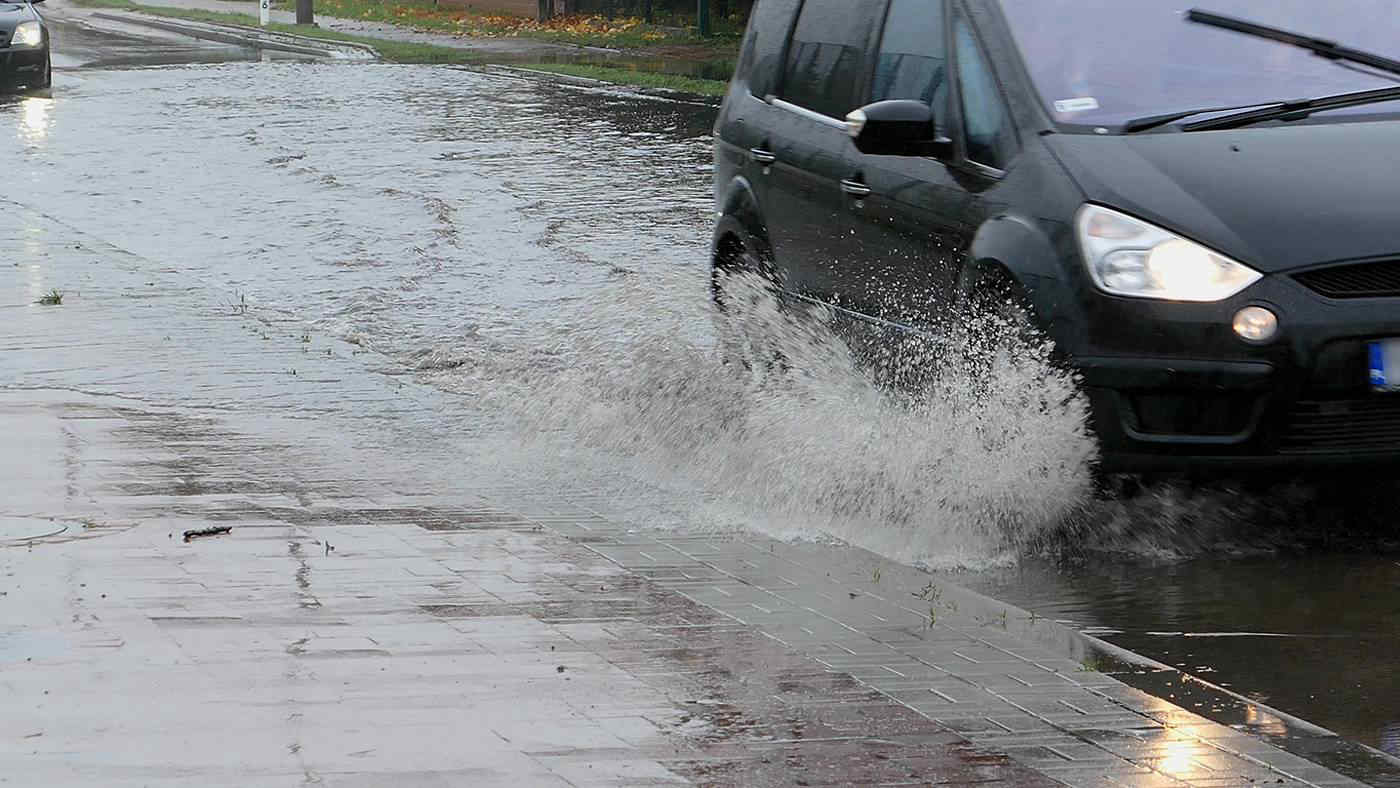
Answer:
(1369, 339, 1400, 392)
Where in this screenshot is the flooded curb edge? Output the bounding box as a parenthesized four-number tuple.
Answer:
(918, 562, 1400, 781)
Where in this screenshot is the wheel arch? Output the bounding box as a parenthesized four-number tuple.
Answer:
(712, 176, 772, 271)
(962, 212, 1079, 344)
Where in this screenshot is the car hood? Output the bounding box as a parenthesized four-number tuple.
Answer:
(0, 4, 35, 27)
(1046, 121, 1400, 273)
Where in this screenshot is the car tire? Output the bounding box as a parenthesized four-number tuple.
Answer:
(960, 267, 1115, 488)
(956, 266, 1046, 383)
(40, 52, 51, 89)
(710, 225, 787, 379)
(710, 226, 778, 312)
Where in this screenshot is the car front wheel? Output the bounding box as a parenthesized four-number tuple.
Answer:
(710, 227, 789, 380)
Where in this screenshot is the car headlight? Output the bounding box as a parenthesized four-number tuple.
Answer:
(11, 21, 43, 48)
(1076, 204, 1262, 302)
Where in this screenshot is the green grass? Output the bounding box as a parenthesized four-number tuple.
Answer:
(268, 0, 742, 55)
(517, 63, 726, 97)
(37, 289, 63, 306)
(71, 0, 482, 63)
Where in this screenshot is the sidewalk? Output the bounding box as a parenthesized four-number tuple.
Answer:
(0, 214, 1376, 784)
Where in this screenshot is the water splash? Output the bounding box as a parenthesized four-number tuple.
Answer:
(433, 270, 1098, 569)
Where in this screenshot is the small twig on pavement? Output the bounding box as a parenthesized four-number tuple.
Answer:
(183, 526, 233, 543)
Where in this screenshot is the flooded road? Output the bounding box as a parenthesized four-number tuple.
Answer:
(6, 21, 1400, 774)
(47, 10, 291, 69)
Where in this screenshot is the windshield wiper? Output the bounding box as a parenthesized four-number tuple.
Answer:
(1180, 85, 1400, 131)
(1122, 102, 1282, 133)
(1187, 9, 1400, 79)
(1122, 10, 1400, 133)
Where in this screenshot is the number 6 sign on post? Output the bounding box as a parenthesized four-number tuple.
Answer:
(259, 0, 270, 25)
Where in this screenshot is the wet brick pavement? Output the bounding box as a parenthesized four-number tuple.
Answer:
(0, 193, 1374, 784)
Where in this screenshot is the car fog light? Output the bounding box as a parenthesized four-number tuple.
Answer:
(1233, 306, 1278, 343)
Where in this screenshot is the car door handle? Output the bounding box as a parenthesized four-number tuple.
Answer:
(749, 148, 777, 165)
(841, 179, 872, 197)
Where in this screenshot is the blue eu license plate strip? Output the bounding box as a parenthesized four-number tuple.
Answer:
(1369, 339, 1400, 392)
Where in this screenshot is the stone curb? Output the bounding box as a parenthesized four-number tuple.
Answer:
(521, 509, 1382, 786)
(866, 552, 1400, 774)
(915, 567, 1336, 728)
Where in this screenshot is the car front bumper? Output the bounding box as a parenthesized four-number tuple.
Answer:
(0, 44, 47, 85)
(1068, 269, 1400, 472)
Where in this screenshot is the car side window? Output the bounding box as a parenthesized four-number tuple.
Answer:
(954, 14, 1017, 170)
(779, 0, 880, 118)
(871, 0, 949, 136)
(742, 0, 803, 99)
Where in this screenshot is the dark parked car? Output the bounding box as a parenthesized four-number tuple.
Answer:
(1, 0, 50, 91)
(712, 0, 1400, 472)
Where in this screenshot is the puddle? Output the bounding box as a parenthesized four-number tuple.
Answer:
(47, 16, 298, 70)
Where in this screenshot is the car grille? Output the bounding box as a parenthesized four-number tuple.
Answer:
(1278, 398, 1400, 455)
(1293, 259, 1400, 298)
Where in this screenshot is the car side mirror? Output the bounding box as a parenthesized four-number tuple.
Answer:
(846, 100, 952, 158)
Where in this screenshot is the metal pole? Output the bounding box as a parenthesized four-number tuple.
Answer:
(698, 0, 710, 36)
(296, 0, 313, 25)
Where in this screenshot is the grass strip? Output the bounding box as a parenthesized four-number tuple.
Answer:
(516, 62, 726, 97)
(270, 0, 742, 54)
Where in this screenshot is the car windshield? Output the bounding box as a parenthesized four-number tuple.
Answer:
(997, 0, 1400, 129)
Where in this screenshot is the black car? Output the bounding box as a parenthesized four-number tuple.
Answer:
(712, 0, 1400, 472)
(1, 0, 50, 91)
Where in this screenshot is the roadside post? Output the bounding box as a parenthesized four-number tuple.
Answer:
(296, 0, 313, 24)
(698, 0, 710, 36)
(259, 0, 269, 25)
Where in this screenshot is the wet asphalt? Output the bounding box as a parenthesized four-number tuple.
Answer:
(7, 10, 1400, 777)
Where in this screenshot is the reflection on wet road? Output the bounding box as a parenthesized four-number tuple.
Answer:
(955, 553, 1400, 757)
(47, 14, 283, 70)
(5, 29, 1400, 772)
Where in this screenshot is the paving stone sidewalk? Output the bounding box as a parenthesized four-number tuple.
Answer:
(0, 207, 1373, 786)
